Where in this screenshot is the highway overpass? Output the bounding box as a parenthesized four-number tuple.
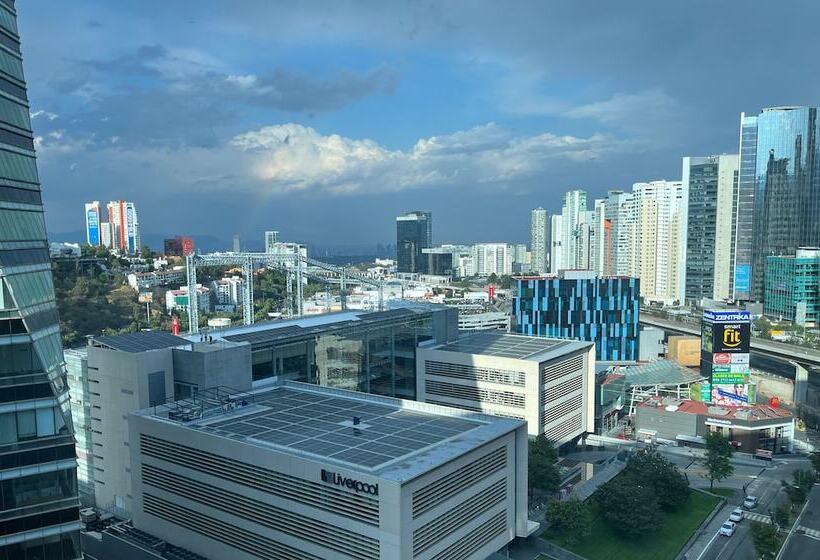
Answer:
(640, 314, 820, 368)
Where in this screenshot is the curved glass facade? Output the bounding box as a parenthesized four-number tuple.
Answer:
(739, 107, 820, 301)
(0, 1, 81, 558)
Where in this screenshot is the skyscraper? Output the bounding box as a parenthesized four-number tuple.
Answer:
(396, 211, 432, 274)
(106, 200, 140, 254)
(84, 201, 101, 246)
(736, 107, 820, 302)
(264, 230, 280, 253)
(561, 190, 587, 269)
(683, 155, 739, 304)
(549, 214, 563, 273)
(0, 4, 81, 557)
(530, 207, 549, 274)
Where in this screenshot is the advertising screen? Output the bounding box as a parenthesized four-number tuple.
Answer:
(711, 384, 749, 406)
(710, 322, 751, 353)
(86, 209, 99, 245)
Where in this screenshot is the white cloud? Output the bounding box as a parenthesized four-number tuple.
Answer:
(565, 89, 683, 136)
(30, 110, 59, 120)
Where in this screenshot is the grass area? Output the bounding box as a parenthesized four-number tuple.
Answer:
(703, 487, 736, 497)
(543, 490, 720, 560)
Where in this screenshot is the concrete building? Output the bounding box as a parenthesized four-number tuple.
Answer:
(683, 155, 740, 304)
(639, 327, 664, 361)
(165, 284, 211, 314)
(126, 269, 185, 291)
(560, 190, 587, 270)
(162, 236, 194, 257)
(530, 207, 549, 274)
(264, 230, 280, 252)
(213, 275, 244, 309)
(85, 201, 102, 246)
(549, 214, 563, 274)
(65, 332, 251, 516)
(421, 247, 454, 276)
(417, 332, 595, 441)
(472, 243, 513, 276)
(765, 247, 820, 325)
(106, 200, 141, 254)
(457, 311, 510, 331)
(129, 381, 536, 560)
(513, 271, 641, 361)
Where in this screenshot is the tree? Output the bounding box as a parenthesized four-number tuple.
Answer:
(546, 498, 592, 545)
(627, 447, 690, 511)
(782, 469, 816, 507)
(597, 473, 661, 538)
(810, 451, 820, 479)
(528, 435, 560, 498)
(703, 432, 734, 491)
(772, 504, 791, 532)
(751, 521, 780, 560)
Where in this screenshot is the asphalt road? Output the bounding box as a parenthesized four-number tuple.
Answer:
(780, 484, 820, 559)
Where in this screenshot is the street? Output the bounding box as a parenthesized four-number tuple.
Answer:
(780, 483, 820, 559)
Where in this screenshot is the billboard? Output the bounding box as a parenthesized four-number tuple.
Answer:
(711, 384, 750, 406)
(711, 372, 749, 384)
(86, 208, 100, 246)
(734, 265, 751, 294)
(709, 322, 751, 353)
(703, 310, 752, 323)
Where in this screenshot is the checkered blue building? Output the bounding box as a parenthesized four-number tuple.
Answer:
(512, 274, 640, 361)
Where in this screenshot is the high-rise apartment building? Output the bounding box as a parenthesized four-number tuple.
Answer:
(683, 155, 739, 304)
(549, 214, 563, 273)
(472, 243, 513, 276)
(560, 190, 587, 269)
(105, 200, 140, 254)
(513, 271, 641, 361)
(84, 201, 101, 246)
(264, 230, 280, 253)
(736, 107, 820, 302)
(575, 209, 596, 270)
(0, 4, 81, 556)
(232, 233, 241, 252)
(530, 207, 549, 273)
(591, 199, 608, 276)
(396, 211, 432, 274)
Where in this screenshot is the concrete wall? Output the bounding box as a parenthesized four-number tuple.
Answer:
(172, 341, 252, 393)
(639, 327, 664, 361)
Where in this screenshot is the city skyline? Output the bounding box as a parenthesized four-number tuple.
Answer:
(19, 1, 820, 245)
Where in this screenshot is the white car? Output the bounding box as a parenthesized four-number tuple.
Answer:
(729, 508, 743, 522)
(720, 521, 736, 537)
(743, 496, 758, 509)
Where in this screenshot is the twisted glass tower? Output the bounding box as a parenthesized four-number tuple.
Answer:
(0, 1, 81, 558)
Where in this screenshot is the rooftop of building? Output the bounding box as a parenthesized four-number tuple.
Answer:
(426, 331, 591, 362)
(613, 359, 706, 388)
(190, 302, 444, 346)
(90, 331, 190, 353)
(136, 380, 522, 482)
(639, 396, 793, 422)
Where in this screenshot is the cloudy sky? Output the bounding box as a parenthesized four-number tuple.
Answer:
(19, 0, 820, 248)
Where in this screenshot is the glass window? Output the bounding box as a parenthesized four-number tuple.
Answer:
(15, 409, 36, 440)
(0, 412, 16, 444)
(35, 408, 55, 437)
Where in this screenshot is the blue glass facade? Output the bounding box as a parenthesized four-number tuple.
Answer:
(739, 107, 820, 301)
(512, 276, 640, 361)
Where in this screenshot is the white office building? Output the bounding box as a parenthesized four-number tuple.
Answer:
(129, 381, 536, 560)
(417, 332, 595, 442)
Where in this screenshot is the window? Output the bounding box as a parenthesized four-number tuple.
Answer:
(15, 409, 36, 440)
(0, 412, 15, 444)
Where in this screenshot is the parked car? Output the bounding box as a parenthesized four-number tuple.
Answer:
(720, 521, 736, 537)
(729, 508, 743, 522)
(743, 496, 758, 509)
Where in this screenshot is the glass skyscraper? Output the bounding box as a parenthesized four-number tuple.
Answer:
(0, 2, 81, 558)
(512, 272, 640, 361)
(395, 210, 432, 274)
(736, 107, 820, 301)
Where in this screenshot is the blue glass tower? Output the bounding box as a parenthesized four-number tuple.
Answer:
(0, 2, 81, 558)
(512, 273, 640, 361)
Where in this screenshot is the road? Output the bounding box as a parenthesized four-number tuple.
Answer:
(780, 483, 820, 559)
(684, 455, 812, 560)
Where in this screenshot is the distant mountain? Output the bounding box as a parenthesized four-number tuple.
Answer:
(48, 230, 229, 253)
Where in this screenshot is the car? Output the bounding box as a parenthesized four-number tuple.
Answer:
(743, 496, 758, 509)
(729, 508, 743, 522)
(720, 521, 736, 537)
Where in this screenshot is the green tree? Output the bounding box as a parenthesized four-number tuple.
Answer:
(810, 451, 820, 478)
(782, 469, 816, 507)
(597, 473, 661, 538)
(546, 498, 592, 546)
(703, 432, 734, 491)
(750, 521, 780, 560)
(626, 447, 690, 511)
(528, 435, 560, 498)
(772, 504, 791, 532)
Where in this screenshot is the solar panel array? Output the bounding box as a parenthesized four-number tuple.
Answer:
(93, 331, 189, 353)
(196, 387, 481, 469)
(437, 332, 572, 360)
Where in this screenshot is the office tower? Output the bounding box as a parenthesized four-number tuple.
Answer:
(418, 332, 595, 440)
(513, 271, 641, 360)
(0, 5, 81, 557)
(736, 107, 820, 302)
(264, 230, 280, 253)
(765, 247, 820, 325)
(106, 200, 140, 254)
(129, 381, 532, 560)
(421, 247, 454, 276)
(511, 243, 530, 273)
(560, 190, 587, 269)
(549, 214, 563, 273)
(396, 211, 432, 274)
(472, 243, 513, 276)
(530, 207, 549, 273)
(627, 181, 686, 304)
(683, 155, 740, 304)
(575, 209, 595, 270)
(591, 199, 609, 276)
(232, 233, 241, 252)
(604, 190, 634, 276)
(84, 201, 101, 246)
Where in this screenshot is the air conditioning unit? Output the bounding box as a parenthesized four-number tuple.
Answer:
(79, 508, 98, 523)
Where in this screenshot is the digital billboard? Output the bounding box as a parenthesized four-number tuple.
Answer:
(86, 208, 99, 246)
(707, 322, 751, 353)
(711, 384, 749, 406)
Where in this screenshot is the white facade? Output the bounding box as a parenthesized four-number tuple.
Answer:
(264, 230, 280, 252)
(472, 243, 513, 276)
(106, 200, 141, 254)
(127, 269, 185, 291)
(166, 284, 212, 313)
(417, 333, 596, 441)
(213, 275, 244, 307)
(130, 381, 535, 560)
(549, 214, 563, 274)
(530, 207, 549, 274)
(561, 190, 587, 269)
(575, 209, 595, 270)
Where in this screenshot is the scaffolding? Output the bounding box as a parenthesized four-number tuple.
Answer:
(185, 252, 394, 333)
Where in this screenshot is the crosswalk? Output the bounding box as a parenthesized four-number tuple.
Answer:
(798, 525, 820, 540)
(743, 512, 771, 523)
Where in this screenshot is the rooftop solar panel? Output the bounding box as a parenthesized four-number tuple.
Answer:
(93, 331, 189, 353)
(434, 332, 584, 360)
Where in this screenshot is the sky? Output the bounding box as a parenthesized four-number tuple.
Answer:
(19, 0, 820, 248)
